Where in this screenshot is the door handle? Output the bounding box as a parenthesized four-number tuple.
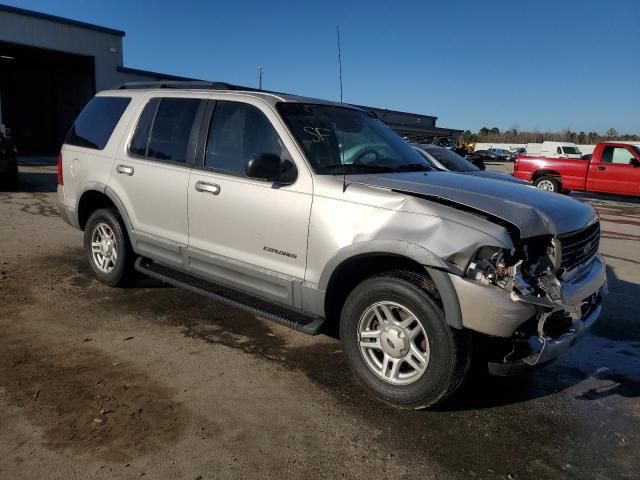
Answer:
(597, 166, 606, 171)
(116, 164, 134, 176)
(195, 181, 221, 195)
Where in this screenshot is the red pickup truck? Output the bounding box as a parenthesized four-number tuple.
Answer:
(513, 142, 640, 196)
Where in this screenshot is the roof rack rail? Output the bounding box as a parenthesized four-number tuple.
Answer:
(118, 80, 262, 91)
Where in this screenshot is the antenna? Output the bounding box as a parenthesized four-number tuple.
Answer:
(258, 66, 264, 90)
(336, 26, 343, 104)
(337, 26, 347, 192)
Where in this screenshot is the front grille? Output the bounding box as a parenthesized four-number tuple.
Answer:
(559, 222, 600, 272)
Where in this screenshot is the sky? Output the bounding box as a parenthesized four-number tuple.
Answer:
(4, 0, 640, 133)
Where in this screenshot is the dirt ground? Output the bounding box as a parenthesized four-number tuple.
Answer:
(1, 160, 639, 479)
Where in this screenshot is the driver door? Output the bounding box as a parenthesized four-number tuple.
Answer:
(186, 99, 312, 308)
(589, 145, 640, 195)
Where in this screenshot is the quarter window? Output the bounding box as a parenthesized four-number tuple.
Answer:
(129, 98, 200, 163)
(205, 101, 291, 176)
(65, 96, 131, 150)
(129, 98, 159, 156)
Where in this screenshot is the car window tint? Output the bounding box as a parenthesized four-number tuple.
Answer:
(146, 98, 200, 163)
(65, 97, 131, 150)
(129, 98, 159, 156)
(205, 101, 291, 175)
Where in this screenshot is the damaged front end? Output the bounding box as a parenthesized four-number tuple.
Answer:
(465, 223, 607, 374)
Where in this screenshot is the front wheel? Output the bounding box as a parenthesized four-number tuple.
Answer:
(339, 271, 471, 409)
(534, 175, 560, 193)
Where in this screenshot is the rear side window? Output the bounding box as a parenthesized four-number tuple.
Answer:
(129, 98, 200, 163)
(65, 97, 131, 150)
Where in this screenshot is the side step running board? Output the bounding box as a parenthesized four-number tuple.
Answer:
(135, 257, 325, 335)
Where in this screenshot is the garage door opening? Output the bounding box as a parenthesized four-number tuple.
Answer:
(0, 41, 95, 155)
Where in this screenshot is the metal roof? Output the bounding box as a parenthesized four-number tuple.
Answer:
(0, 3, 126, 37)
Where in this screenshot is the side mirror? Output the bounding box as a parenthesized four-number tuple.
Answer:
(631, 157, 640, 167)
(246, 153, 282, 182)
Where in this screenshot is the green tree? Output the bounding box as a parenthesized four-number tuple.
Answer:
(605, 128, 618, 139)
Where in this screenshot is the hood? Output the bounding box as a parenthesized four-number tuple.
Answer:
(460, 170, 528, 184)
(346, 172, 597, 239)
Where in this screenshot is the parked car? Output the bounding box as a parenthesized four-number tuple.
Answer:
(57, 82, 606, 409)
(411, 144, 527, 184)
(514, 142, 640, 195)
(0, 131, 18, 187)
(489, 148, 514, 161)
(467, 149, 497, 166)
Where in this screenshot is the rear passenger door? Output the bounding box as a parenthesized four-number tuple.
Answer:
(186, 99, 312, 308)
(109, 95, 205, 268)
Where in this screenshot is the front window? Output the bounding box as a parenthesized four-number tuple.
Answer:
(205, 101, 293, 177)
(602, 146, 636, 165)
(422, 147, 479, 172)
(277, 103, 433, 174)
(561, 146, 581, 155)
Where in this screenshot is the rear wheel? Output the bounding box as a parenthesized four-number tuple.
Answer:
(339, 271, 471, 409)
(534, 175, 560, 193)
(84, 208, 135, 287)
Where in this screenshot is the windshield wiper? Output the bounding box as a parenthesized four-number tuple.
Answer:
(393, 163, 433, 172)
(318, 164, 397, 174)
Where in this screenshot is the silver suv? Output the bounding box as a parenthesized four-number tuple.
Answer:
(58, 81, 607, 408)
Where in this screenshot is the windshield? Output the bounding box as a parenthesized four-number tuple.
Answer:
(562, 146, 581, 155)
(421, 146, 479, 172)
(277, 103, 434, 174)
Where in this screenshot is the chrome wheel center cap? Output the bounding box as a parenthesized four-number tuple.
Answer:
(380, 326, 409, 359)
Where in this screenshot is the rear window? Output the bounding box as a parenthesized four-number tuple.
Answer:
(65, 97, 131, 150)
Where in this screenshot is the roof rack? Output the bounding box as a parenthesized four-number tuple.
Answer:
(118, 80, 262, 91)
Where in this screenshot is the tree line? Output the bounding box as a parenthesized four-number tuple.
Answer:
(461, 127, 639, 145)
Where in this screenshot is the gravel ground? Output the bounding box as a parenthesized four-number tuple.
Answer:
(1, 161, 639, 479)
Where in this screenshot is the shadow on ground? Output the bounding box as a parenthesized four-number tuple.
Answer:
(592, 265, 640, 342)
(0, 171, 57, 194)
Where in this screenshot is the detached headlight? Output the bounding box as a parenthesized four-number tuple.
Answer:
(466, 246, 511, 287)
(466, 240, 563, 304)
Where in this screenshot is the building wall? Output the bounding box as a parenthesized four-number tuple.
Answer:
(0, 9, 164, 91)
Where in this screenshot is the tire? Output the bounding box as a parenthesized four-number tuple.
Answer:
(339, 270, 471, 409)
(84, 208, 135, 287)
(534, 175, 560, 193)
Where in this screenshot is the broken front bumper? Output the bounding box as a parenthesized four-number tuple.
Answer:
(488, 287, 605, 375)
(450, 253, 607, 374)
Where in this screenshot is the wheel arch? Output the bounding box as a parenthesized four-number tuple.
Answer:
(319, 242, 463, 332)
(76, 185, 133, 235)
(532, 169, 562, 182)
